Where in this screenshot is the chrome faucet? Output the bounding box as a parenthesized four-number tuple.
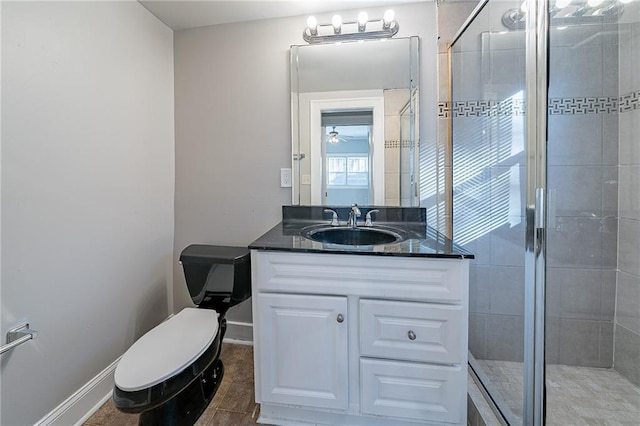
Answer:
(347, 204, 361, 228)
(323, 208, 340, 226)
(364, 209, 380, 227)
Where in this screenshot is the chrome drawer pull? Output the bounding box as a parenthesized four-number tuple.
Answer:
(407, 330, 416, 340)
(337, 314, 344, 323)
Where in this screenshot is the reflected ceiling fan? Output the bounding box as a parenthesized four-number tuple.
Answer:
(327, 126, 350, 144)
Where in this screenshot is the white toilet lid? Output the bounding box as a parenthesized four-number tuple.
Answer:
(114, 308, 219, 392)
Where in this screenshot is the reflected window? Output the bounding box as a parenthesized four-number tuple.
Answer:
(322, 112, 373, 205)
(326, 155, 369, 187)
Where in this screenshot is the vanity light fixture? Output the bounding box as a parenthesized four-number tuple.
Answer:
(503, 0, 625, 30)
(303, 10, 399, 44)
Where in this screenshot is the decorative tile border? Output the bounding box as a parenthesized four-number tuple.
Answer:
(437, 102, 450, 118)
(438, 91, 640, 118)
(385, 140, 414, 149)
(619, 90, 640, 112)
(437, 99, 525, 118)
(548, 96, 618, 115)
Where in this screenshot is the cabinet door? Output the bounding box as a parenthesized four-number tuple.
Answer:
(257, 293, 348, 410)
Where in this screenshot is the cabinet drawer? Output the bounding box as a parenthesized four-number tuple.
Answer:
(360, 358, 465, 424)
(360, 299, 463, 364)
(254, 251, 465, 302)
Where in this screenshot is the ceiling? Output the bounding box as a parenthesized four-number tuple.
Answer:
(139, 0, 428, 31)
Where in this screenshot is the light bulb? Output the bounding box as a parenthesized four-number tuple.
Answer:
(332, 15, 342, 34)
(306, 16, 317, 30)
(357, 11, 368, 32)
(587, 0, 604, 7)
(620, 0, 632, 4)
(383, 9, 395, 29)
(329, 127, 339, 144)
(555, 0, 572, 8)
(306, 16, 317, 36)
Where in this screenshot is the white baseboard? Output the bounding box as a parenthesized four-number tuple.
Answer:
(223, 337, 254, 346)
(35, 356, 120, 426)
(225, 320, 253, 342)
(34, 319, 253, 426)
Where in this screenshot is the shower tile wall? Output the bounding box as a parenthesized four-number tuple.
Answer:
(450, 0, 528, 363)
(451, 3, 624, 368)
(545, 23, 619, 368)
(615, 3, 640, 387)
(384, 89, 406, 206)
(430, 0, 480, 233)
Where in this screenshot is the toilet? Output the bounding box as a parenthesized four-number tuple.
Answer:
(112, 245, 251, 425)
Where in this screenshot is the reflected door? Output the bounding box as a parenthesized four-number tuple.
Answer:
(322, 124, 372, 205)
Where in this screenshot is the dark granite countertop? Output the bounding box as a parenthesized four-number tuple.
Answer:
(248, 206, 474, 259)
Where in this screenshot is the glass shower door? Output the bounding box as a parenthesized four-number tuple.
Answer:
(450, 0, 529, 423)
(544, 0, 640, 424)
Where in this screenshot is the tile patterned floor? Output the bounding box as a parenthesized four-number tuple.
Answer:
(86, 345, 640, 425)
(84, 343, 260, 426)
(477, 360, 640, 425)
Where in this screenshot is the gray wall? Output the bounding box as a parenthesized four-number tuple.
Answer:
(615, 2, 640, 386)
(0, 2, 174, 424)
(172, 2, 437, 335)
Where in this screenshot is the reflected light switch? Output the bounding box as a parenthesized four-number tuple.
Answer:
(301, 174, 311, 185)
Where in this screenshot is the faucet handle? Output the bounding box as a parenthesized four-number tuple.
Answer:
(364, 209, 380, 227)
(323, 209, 340, 226)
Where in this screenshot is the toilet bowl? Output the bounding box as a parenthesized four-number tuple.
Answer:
(112, 245, 251, 425)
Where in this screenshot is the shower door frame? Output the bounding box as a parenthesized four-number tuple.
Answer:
(447, 0, 550, 424)
(523, 0, 548, 425)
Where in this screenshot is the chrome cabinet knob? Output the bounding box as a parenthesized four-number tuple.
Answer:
(337, 314, 344, 323)
(408, 330, 416, 340)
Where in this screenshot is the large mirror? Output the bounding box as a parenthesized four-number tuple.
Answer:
(291, 36, 420, 206)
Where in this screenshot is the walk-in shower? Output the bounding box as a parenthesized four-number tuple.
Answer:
(448, 0, 640, 424)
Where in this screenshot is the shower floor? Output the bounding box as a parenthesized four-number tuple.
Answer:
(475, 360, 640, 425)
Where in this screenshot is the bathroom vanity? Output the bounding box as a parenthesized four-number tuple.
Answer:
(249, 207, 473, 426)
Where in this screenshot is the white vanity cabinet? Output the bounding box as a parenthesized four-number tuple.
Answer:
(251, 250, 470, 426)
